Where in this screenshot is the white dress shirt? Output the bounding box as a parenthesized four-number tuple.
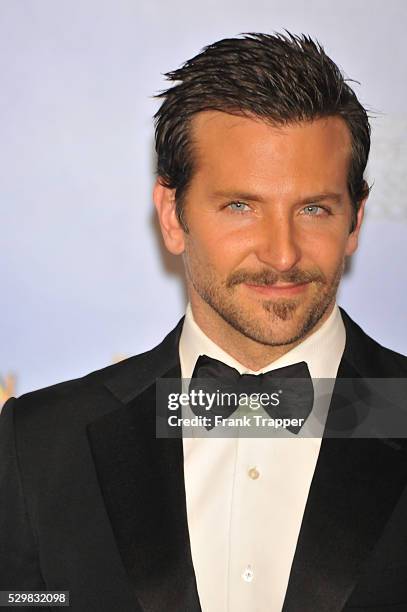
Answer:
(179, 303, 346, 612)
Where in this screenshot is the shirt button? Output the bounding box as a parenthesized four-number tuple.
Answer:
(242, 565, 254, 582)
(248, 467, 260, 480)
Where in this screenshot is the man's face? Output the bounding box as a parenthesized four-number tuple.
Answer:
(156, 111, 365, 347)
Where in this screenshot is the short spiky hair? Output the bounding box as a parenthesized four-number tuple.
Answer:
(154, 32, 370, 230)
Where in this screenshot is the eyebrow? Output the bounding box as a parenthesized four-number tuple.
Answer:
(211, 190, 343, 205)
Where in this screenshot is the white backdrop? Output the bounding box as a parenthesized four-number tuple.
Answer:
(1, 0, 406, 396)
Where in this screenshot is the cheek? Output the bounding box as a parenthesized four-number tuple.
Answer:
(302, 230, 349, 267)
(188, 227, 251, 267)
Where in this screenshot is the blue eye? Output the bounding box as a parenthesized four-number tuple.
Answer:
(302, 205, 325, 215)
(228, 201, 250, 212)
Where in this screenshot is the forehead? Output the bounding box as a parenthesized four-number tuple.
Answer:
(190, 111, 352, 196)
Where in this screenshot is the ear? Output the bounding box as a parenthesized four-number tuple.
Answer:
(153, 179, 185, 255)
(345, 195, 367, 257)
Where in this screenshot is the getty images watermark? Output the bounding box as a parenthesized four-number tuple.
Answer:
(155, 377, 407, 439)
(165, 388, 304, 430)
(156, 376, 316, 437)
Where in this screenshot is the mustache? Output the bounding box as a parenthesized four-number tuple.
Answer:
(226, 267, 326, 288)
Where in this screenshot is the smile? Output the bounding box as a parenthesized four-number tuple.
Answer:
(244, 282, 310, 297)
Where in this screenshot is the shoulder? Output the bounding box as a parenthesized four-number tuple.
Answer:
(340, 308, 407, 377)
(0, 356, 138, 441)
(2, 316, 184, 430)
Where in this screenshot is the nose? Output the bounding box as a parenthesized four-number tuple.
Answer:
(254, 213, 301, 272)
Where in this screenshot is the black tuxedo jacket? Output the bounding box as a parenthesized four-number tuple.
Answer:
(1, 309, 407, 612)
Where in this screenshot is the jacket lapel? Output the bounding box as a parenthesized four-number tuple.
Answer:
(87, 320, 201, 612)
(283, 310, 407, 612)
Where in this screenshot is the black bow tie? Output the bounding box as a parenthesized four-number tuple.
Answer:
(189, 355, 314, 433)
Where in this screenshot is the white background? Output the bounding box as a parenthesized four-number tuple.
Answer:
(1, 0, 406, 395)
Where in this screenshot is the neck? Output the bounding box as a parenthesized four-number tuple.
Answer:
(189, 295, 334, 371)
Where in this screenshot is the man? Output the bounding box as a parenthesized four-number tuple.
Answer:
(1, 32, 407, 612)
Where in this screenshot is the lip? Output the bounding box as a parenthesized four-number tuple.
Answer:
(244, 282, 310, 296)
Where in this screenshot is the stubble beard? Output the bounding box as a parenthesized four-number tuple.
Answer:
(185, 256, 345, 347)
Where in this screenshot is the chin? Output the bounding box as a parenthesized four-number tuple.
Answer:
(220, 310, 308, 347)
(229, 299, 329, 346)
(245, 324, 309, 347)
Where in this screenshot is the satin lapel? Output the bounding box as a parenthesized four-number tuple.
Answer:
(87, 320, 201, 612)
(283, 318, 407, 612)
